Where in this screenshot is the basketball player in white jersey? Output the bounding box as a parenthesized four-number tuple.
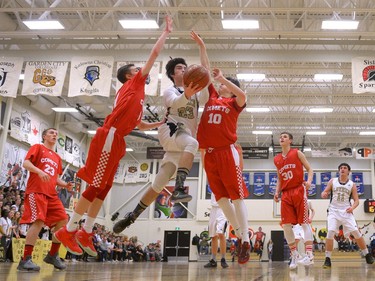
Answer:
(321, 163, 374, 268)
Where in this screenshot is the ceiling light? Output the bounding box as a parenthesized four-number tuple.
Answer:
(314, 74, 343, 81)
(359, 131, 375, 136)
(19, 74, 24, 80)
(52, 107, 79, 113)
(306, 131, 326, 135)
(23, 20, 64, 30)
(237, 73, 265, 80)
(303, 147, 312, 152)
(119, 19, 159, 29)
(222, 20, 259, 29)
(246, 107, 270, 113)
(87, 130, 97, 135)
(126, 148, 134, 152)
(252, 130, 272, 135)
(309, 108, 333, 113)
(321, 20, 359, 30)
(372, 109, 375, 113)
(198, 107, 204, 112)
(144, 130, 158, 135)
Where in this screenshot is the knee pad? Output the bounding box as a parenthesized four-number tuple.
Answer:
(326, 230, 336, 240)
(152, 162, 176, 193)
(82, 185, 97, 202)
(350, 230, 361, 239)
(301, 223, 313, 242)
(283, 224, 295, 245)
(184, 138, 199, 155)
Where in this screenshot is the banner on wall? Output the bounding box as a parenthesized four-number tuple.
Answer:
(242, 172, 250, 196)
(356, 148, 375, 159)
(0, 57, 24, 98)
(305, 172, 317, 196)
(0, 142, 28, 190)
(21, 61, 69, 96)
(268, 172, 278, 195)
(242, 147, 269, 159)
(253, 172, 265, 196)
(116, 61, 160, 96)
(351, 172, 364, 196)
(154, 186, 188, 219)
(137, 161, 151, 182)
(320, 172, 331, 191)
(311, 147, 353, 158)
(351, 57, 375, 94)
(68, 56, 114, 97)
(114, 161, 126, 183)
(124, 160, 139, 183)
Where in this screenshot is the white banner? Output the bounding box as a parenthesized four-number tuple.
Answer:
(124, 160, 139, 183)
(68, 56, 114, 97)
(21, 61, 69, 96)
(356, 147, 375, 159)
(113, 161, 126, 184)
(351, 57, 375, 94)
(0, 57, 24, 98)
(137, 161, 151, 182)
(116, 61, 160, 96)
(311, 147, 353, 158)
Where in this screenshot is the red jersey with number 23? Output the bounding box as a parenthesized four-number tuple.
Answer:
(197, 84, 244, 149)
(24, 144, 62, 197)
(274, 148, 304, 191)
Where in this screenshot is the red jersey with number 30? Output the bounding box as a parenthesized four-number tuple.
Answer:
(24, 144, 62, 197)
(274, 148, 304, 191)
(197, 84, 244, 149)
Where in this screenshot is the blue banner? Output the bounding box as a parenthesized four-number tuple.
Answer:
(253, 172, 265, 196)
(320, 172, 331, 191)
(351, 172, 364, 195)
(304, 172, 317, 196)
(269, 172, 278, 195)
(242, 172, 250, 197)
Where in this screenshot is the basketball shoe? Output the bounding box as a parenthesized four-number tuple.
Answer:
(76, 228, 97, 257)
(323, 257, 331, 268)
(113, 212, 137, 233)
(17, 256, 40, 272)
(204, 259, 217, 268)
(238, 241, 250, 264)
(43, 253, 66, 270)
(170, 188, 192, 203)
(365, 253, 374, 264)
(54, 226, 83, 255)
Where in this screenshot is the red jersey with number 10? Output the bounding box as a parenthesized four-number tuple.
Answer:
(24, 144, 62, 197)
(197, 84, 244, 149)
(274, 148, 304, 191)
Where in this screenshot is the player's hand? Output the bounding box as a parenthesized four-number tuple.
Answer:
(38, 170, 50, 182)
(346, 207, 354, 213)
(212, 68, 224, 81)
(164, 15, 173, 33)
(190, 30, 204, 46)
(184, 82, 202, 98)
(321, 191, 328, 198)
(304, 181, 311, 190)
(66, 182, 74, 191)
(273, 193, 279, 202)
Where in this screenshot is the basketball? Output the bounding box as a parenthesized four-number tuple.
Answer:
(183, 64, 210, 89)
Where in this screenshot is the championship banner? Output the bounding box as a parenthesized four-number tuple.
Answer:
(21, 61, 68, 96)
(268, 172, 278, 195)
(116, 61, 160, 96)
(137, 161, 151, 182)
(320, 172, 331, 191)
(113, 161, 126, 183)
(351, 57, 375, 94)
(124, 160, 139, 183)
(56, 132, 66, 160)
(12, 238, 67, 264)
(351, 172, 364, 196)
(68, 56, 114, 97)
(305, 172, 316, 196)
(72, 140, 81, 167)
(356, 147, 375, 159)
(253, 172, 265, 196)
(0, 57, 24, 98)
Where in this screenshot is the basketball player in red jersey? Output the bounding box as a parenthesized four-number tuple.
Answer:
(17, 128, 73, 272)
(191, 31, 250, 264)
(55, 16, 173, 257)
(274, 132, 314, 269)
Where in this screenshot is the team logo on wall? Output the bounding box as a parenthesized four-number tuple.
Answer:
(32, 68, 56, 87)
(352, 57, 375, 94)
(84, 65, 100, 85)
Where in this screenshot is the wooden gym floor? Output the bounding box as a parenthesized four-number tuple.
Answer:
(1, 256, 374, 281)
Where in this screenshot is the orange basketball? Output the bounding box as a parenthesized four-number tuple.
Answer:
(183, 64, 210, 89)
